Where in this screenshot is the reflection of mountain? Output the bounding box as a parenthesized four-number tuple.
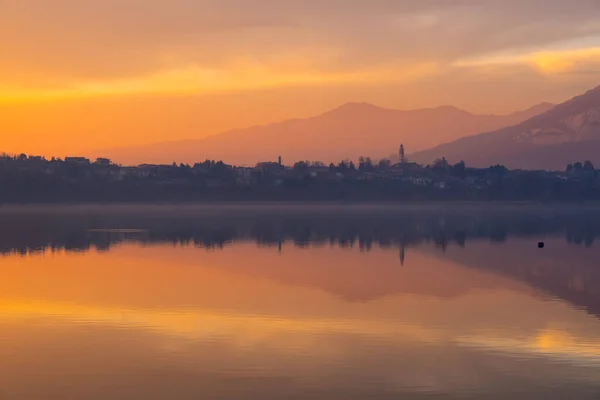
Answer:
(422, 239, 600, 318)
(1, 204, 599, 313)
(192, 246, 531, 302)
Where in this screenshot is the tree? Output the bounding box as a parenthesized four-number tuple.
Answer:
(293, 161, 309, 171)
(584, 160, 595, 171)
(574, 162, 583, 172)
(452, 161, 466, 178)
(488, 164, 507, 175)
(566, 164, 574, 174)
(358, 157, 373, 172)
(433, 157, 449, 170)
(378, 159, 391, 170)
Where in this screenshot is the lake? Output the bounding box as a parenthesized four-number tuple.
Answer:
(0, 204, 600, 399)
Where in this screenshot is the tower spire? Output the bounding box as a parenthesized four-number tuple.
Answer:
(400, 144, 405, 164)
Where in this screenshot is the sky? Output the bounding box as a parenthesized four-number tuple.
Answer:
(3, 0, 600, 156)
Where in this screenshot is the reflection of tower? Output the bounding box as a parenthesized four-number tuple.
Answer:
(399, 144, 405, 164)
(278, 240, 282, 253)
(399, 245, 405, 266)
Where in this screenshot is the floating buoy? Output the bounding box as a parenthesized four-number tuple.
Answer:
(538, 242, 545, 249)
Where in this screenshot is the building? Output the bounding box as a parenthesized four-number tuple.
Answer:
(399, 144, 406, 164)
(389, 161, 422, 177)
(117, 166, 149, 180)
(405, 176, 431, 186)
(95, 158, 111, 166)
(234, 167, 262, 186)
(65, 157, 90, 165)
(257, 161, 283, 174)
(308, 166, 332, 178)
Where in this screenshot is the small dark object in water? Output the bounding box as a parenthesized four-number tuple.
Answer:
(538, 242, 545, 249)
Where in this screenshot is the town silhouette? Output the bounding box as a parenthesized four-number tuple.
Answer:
(1, 150, 600, 202)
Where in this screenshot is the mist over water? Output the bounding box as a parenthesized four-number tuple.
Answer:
(1, 204, 600, 399)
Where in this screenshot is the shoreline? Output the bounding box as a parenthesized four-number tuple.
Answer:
(1, 200, 599, 214)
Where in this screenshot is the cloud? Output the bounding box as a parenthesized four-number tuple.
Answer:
(2, 0, 600, 99)
(453, 44, 600, 77)
(0, 60, 442, 102)
(529, 48, 600, 74)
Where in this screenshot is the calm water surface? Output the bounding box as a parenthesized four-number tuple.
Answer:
(0, 204, 600, 399)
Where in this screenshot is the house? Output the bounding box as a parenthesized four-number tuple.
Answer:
(138, 164, 174, 179)
(95, 158, 111, 166)
(117, 166, 147, 180)
(307, 166, 331, 178)
(257, 162, 283, 175)
(65, 157, 90, 165)
(235, 167, 261, 186)
(405, 176, 431, 186)
(235, 167, 261, 178)
(92, 164, 119, 179)
(389, 162, 422, 176)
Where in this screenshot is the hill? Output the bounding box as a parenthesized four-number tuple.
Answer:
(97, 102, 554, 166)
(412, 86, 600, 170)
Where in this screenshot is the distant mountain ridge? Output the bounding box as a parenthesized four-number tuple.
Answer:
(98, 102, 554, 166)
(411, 86, 600, 170)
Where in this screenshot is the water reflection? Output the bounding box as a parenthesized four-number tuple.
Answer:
(1, 204, 600, 255)
(0, 204, 599, 399)
(2, 205, 600, 317)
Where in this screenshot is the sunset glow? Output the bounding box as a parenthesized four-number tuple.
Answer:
(0, 62, 441, 103)
(3, 0, 600, 158)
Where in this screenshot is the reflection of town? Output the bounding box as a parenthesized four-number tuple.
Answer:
(2, 211, 600, 256)
(1, 208, 600, 319)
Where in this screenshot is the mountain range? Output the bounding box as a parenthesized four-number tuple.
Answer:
(98, 84, 600, 170)
(98, 102, 554, 166)
(412, 86, 600, 170)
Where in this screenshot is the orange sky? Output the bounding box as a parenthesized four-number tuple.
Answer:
(3, 0, 600, 156)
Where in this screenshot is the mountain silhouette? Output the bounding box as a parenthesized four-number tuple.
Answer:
(412, 86, 600, 169)
(98, 102, 553, 166)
